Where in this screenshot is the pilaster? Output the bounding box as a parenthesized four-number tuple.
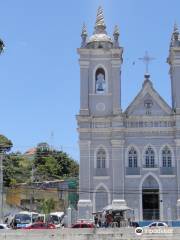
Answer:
(79, 140, 91, 200)
(111, 140, 125, 199)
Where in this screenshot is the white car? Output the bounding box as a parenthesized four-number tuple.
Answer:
(0, 224, 10, 230)
(146, 222, 168, 228)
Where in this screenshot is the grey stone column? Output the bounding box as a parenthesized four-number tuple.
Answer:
(111, 140, 125, 200)
(79, 140, 91, 200)
(112, 62, 121, 115)
(175, 139, 180, 219)
(79, 60, 89, 115)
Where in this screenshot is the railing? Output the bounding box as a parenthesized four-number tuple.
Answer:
(160, 167, 175, 175)
(95, 168, 108, 176)
(126, 167, 140, 175)
(143, 164, 158, 168)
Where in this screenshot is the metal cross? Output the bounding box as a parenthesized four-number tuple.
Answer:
(139, 51, 155, 74)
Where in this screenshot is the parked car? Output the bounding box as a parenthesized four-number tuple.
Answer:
(24, 222, 56, 229)
(0, 224, 10, 230)
(146, 222, 168, 228)
(130, 221, 139, 228)
(72, 222, 95, 228)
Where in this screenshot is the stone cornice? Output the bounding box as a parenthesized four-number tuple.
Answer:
(77, 127, 175, 134)
(125, 115, 174, 121)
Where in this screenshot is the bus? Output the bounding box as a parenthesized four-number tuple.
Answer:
(12, 211, 39, 229)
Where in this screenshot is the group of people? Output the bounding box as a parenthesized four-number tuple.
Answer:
(94, 210, 128, 228)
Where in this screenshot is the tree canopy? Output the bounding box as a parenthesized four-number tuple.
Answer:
(3, 142, 79, 186)
(0, 134, 13, 153)
(33, 144, 79, 182)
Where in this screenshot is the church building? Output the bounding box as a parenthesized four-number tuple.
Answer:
(77, 7, 180, 221)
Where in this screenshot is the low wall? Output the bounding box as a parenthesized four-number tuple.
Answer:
(0, 227, 180, 240)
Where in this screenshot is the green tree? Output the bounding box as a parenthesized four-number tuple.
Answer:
(39, 198, 55, 214)
(0, 135, 13, 153)
(33, 143, 79, 181)
(3, 153, 32, 187)
(54, 151, 79, 177)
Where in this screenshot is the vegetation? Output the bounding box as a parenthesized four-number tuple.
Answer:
(0, 135, 13, 153)
(38, 198, 55, 214)
(3, 152, 32, 187)
(33, 143, 79, 182)
(3, 141, 79, 186)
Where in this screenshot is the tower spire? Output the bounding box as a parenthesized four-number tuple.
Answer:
(81, 23, 88, 48)
(113, 25, 120, 48)
(174, 22, 179, 33)
(94, 6, 106, 34)
(173, 22, 179, 42)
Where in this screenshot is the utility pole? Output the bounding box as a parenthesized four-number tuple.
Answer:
(0, 38, 5, 223)
(0, 153, 4, 223)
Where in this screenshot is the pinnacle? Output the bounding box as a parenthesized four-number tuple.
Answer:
(94, 6, 106, 34)
(113, 25, 119, 35)
(81, 23, 87, 36)
(174, 22, 179, 33)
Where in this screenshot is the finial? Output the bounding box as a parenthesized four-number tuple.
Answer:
(0, 38, 5, 54)
(94, 6, 106, 34)
(113, 25, 120, 48)
(81, 22, 87, 36)
(173, 22, 179, 42)
(174, 22, 179, 33)
(139, 51, 155, 75)
(81, 23, 88, 48)
(114, 25, 119, 36)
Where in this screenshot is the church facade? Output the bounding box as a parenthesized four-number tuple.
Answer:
(77, 7, 180, 221)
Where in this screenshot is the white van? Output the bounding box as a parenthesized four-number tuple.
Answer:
(49, 212, 65, 228)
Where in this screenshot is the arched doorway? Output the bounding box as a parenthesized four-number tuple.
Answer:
(142, 175, 160, 220)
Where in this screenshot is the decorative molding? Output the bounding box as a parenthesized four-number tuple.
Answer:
(125, 175, 141, 178)
(159, 175, 176, 178)
(93, 176, 110, 180)
(111, 140, 125, 147)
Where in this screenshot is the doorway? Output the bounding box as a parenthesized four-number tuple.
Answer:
(142, 175, 160, 220)
(143, 189, 159, 220)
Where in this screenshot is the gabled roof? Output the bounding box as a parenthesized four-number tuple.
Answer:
(125, 76, 172, 116)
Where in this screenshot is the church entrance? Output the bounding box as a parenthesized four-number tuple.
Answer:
(142, 176, 160, 220)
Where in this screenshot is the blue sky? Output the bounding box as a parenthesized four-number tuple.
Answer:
(0, 0, 180, 160)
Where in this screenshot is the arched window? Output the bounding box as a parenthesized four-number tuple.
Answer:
(128, 147, 138, 168)
(97, 148, 106, 168)
(145, 147, 155, 168)
(162, 146, 172, 167)
(95, 187, 108, 211)
(95, 68, 106, 93)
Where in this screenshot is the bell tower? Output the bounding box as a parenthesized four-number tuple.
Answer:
(168, 23, 180, 113)
(77, 7, 124, 220)
(78, 6, 123, 117)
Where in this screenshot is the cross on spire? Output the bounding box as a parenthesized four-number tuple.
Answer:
(139, 51, 155, 74)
